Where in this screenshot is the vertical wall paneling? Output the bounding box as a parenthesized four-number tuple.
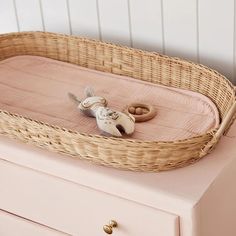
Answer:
(69, 0, 100, 39)
(0, 0, 236, 83)
(14, 0, 43, 31)
(162, 0, 198, 62)
(98, 0, 131, 46)
(0, 0, 18, 33)
(199, 0, 234, 80)
(40, 0, 71, 34)
(129, 0, 163, 53)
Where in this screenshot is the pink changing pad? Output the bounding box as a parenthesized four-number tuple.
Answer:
(0, 56, 220, 141)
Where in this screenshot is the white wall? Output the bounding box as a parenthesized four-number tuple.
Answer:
(0, 0, 235, 84)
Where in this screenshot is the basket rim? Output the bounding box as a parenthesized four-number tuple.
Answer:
(0, 108, 216, 145)
(1, 31, 235, 91)
(0, 31, 235, 146)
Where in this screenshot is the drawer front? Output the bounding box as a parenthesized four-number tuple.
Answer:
(0, 160, 179, 236)
(0, 210, 69, 236)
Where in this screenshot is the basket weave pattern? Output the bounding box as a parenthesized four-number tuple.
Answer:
(0, 32, 235, 172)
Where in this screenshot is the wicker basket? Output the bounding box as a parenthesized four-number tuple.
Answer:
(0, 31, 235, 172)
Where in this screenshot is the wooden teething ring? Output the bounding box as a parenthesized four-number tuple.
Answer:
(124, 103, 157, 122)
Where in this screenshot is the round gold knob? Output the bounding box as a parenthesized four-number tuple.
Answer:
(103, 220, 118, 234)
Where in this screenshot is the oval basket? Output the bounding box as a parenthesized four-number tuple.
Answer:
(0, 31, 235, 172)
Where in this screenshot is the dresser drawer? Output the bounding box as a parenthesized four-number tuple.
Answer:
(0, 210, 69, 236)
(0, 160, 179, 236)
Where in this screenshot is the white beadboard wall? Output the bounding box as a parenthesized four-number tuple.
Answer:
(0, 0, 235, 84)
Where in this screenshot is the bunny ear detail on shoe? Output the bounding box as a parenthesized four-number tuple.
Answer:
(85, 86, 95, 97)
(68, 92, 81, 105)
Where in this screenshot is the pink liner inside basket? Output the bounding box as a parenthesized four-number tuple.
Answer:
(0, 55, 220, 141)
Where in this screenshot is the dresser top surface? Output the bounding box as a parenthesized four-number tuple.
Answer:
(0, 123, 235, 215)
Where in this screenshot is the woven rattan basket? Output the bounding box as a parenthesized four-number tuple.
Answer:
(0, 31, 235, 172)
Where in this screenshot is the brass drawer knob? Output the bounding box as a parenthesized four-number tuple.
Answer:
(103, 220, 118, 234)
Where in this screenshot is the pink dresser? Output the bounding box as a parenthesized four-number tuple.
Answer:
(0, 122, 236, 236)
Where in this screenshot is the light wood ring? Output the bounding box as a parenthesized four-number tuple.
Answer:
(124, 103, 157, 122)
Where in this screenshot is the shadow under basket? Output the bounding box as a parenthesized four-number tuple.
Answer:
(0, 31, 235, 172)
